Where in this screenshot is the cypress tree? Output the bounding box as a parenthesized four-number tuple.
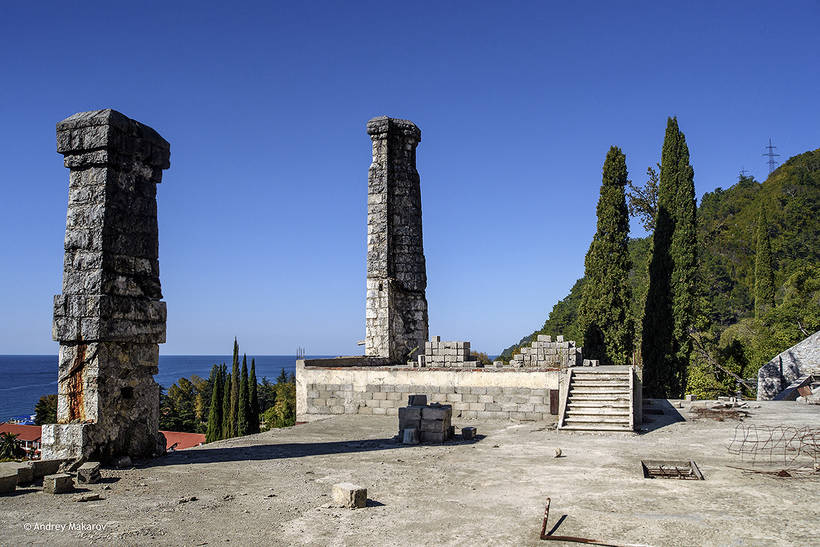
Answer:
(249, 358, 260, 434)
(229, 338, 240, 436)
(221, 369, 232, 439)
(642, 117, 697, 398)
(577, 146, 634, 365)
(205, 365, 223, 443)
(238, 354, 251, 436)
(642, 118, 683, 397)
(754, 205, 775, 318)
(669, 127, 697, 397)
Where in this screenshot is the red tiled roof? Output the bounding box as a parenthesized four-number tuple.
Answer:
(0, 424, 204, 452)
(0, 424, 42, 442)
(160, 430, 205, 451)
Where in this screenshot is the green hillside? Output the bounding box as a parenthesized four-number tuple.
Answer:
(498, 149, 820, 396)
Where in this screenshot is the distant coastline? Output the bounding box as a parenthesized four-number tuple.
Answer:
(0, 354, 322, 422)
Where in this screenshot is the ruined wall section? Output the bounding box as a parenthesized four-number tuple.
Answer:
(365, 116, 428, 361)
(43, 109, 169, 461)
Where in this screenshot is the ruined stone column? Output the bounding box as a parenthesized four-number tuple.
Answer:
(365, 116, 428, 362)
(41, 109, 169, 461)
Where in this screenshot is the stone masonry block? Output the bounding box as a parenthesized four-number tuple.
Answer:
(332, 482, 367, 509)
(0, 469, 17, 495)
(43, 473, 74, 494)
(0, 462, 33, 486)
(77, 462, 101, 484)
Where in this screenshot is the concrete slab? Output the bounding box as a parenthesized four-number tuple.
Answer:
(0, 401, 817, 544)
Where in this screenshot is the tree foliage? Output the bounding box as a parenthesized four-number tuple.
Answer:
(205, 364, 224, 443)
(249, 358, 260, 434)
(34, 394, 58, 425)
(498, 144, 819, 399)
(626, 164, 659, 232)
(754, 205, 775, 318)
(578, 146, 634, 365)
(238, 354, 251, 436)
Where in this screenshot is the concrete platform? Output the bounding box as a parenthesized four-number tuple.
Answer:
(0, 401, 817, 545)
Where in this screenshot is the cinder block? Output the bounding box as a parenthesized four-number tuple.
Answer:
(386, 407, 398, 416)
(357, 406, 373, 415)
(332, 482, 367, 508)
(386, 392, 402, 401)
(0, 462, 33, 486)
(27, 459, 64, 479)
(408, 394, 427, 406)
(484, 403, 502, 411)
(462, 394, 478, 403)
(478, 395, 494, 403)
(402, 428, 419, 444)
(420, 419, 446, 432)
(77, 462, 101, 484)
(372, 407, 387, 415)
(468, 402, 485, 411)
(446, 393, 462, 403)
(421, 405, 452, 421)
(43, 473, 73, 494)
(556, 335, 564, 342)
(420, 431, 445, 443)
(373, 391, 387, 400)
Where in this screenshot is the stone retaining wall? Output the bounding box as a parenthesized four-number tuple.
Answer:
(296, 359, 562, 422)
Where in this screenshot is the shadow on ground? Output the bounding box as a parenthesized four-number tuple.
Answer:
(640, 399, 686, 434)
(142, 435, 487, 468)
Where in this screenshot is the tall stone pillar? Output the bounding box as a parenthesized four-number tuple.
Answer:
(365, 116, 428, 362)
(41, 109, 169, 462)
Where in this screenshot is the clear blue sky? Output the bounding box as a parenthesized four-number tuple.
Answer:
(1, 1, 818, 356)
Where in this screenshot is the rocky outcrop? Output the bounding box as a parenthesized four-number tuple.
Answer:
(757, 330, 820, 400)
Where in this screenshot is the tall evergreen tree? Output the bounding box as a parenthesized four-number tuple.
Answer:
(229, 338, 240, 436)
(577, 146, 634, 365)
(249, 358, 260, 434)
(238, 354, 251, 435)
(669, 127, 697, 397)
(221, 369, 232, 439)
(754, 205, 775, 318)
(205, 365, 223, 443)
(642, 117, 693, 397)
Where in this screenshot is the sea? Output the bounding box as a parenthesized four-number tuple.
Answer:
(0, 355, 313, 423)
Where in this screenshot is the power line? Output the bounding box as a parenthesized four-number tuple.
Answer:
(762, 138, 780, 175)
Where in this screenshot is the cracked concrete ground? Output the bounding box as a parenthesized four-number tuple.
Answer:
(1, 400, 818, 546)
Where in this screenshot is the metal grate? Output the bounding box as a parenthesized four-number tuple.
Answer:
(641, 459, 704, 480)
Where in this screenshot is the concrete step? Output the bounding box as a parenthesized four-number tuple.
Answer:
(566, 408, 630, 416)
(570, 388, 631, 395)
(568, 401, 630, 408)
(571, 381, 630, 388)
(565, 415, 631, 424)
(569, 394, 631, 402)
(572, 369, 631, 375)
(559, 423, 634, 432)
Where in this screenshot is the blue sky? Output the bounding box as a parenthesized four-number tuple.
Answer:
(1, 1, 818, 355)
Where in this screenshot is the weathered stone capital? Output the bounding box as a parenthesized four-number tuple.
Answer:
(57, 109, 170, 175)
(366, 116, 421, 143)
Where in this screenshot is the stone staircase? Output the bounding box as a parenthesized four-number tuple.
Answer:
(558, 366, 637, 432)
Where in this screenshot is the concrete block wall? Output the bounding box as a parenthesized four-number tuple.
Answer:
(420, 337, 478, 368)
(297, 360, 561, 422)
(512, 334, 582, 368)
